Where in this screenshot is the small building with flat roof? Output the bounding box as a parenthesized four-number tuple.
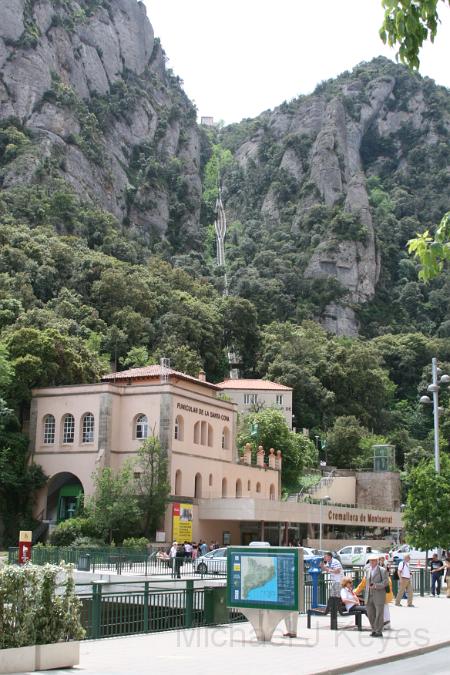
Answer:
(216, 379, 293, 428)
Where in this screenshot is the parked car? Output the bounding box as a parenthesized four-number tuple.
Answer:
(389, 545, 439, 564)
(248, 541, 271, 547)
(194, 547, 227, 575)
(311, 549, 343, 564)
(338, 545, 386, 567)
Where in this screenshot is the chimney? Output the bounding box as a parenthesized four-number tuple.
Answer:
(198, 370, 206, 382)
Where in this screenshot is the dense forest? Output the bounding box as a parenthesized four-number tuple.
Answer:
(0, 1, 449, 538)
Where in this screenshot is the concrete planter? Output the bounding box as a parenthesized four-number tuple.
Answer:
(0, 645, 36, 673)
(0, 642, 80, 673)
(35, 641, 80, 671)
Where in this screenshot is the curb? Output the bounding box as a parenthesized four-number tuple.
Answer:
(316, 638, 450, 674)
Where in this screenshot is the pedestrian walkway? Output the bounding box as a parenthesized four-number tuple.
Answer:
(18, 596, 450, 675)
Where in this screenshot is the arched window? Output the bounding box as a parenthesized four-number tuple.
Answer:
(247, 480, 251, 491)
(62, 414, 75, 444)
(43, 414, 55, 444)
(175, 469, 182, 496)
(209, 473, 213, 487)
(194, 473, 202, 498)
(194, 421, 200, 444)
(81, 413, 95, 443)
(222, 478, 227, 497)
(174, 415, 184, 441)
(236, 479, 242, 498)
(269, 484, 275, 500)
(135, 414, 148, 440)
(221, 427, 230, 449)
(256, 482, 261, 493)
(207, 424, 213, 447)
(201, 421, 207, 445)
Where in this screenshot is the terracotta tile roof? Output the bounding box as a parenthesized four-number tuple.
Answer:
(102, 365, 220, 390)
(216, 379, 292, 391)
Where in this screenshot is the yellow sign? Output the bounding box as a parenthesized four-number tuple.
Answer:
(19, 531, 32, 542)
(172, 503, 193, 542)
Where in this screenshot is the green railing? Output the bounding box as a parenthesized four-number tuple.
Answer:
(8, 547, 227, 578)
(76, 580, 244, 639)
(8, 546, 148, 566)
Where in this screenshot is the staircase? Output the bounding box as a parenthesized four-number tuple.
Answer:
(287, 471, 335, 502)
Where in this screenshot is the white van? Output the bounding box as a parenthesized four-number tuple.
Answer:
(338, 545, 386, 567)
(248, 541, 271, 547)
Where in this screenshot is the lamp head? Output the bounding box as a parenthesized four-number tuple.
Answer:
(419, 395, 431, 404)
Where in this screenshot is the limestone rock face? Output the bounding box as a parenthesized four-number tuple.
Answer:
(0, 0, 202, 241)
(223, 65, 406, 335)
(0, 0, 25, 42)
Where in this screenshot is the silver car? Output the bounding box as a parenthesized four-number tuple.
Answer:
(194, 547, 227, 575)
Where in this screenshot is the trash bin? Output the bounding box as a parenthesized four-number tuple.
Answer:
(77, 553, 91, 571)
(204, 586, 228, 625)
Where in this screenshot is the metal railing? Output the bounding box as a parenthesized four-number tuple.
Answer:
(76, 580, 244, 639)
(8, 547, 227, 579)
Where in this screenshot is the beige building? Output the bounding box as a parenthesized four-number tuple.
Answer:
(30, 366, 281, 544)
(216, 379, 293, 428)
(29, 366, 402, 546)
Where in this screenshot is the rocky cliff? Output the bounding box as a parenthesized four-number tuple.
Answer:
(0, 0, 203, 248)
(219, 58, 450, 335)
(1, 3, 449, 338)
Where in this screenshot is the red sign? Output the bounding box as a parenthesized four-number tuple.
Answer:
(18, 530, 32, 565)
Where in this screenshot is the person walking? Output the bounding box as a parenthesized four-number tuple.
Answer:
(395, 554, 414, 607)
(169, 541, 178, 579)
(174, 543, 184, 579)
(363, 554, 389, 637)
(429, 553, 445, 597)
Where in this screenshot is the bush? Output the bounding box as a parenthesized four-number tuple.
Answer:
(122, 537, 149, 549)
(0, 563, 85, 648)
(49, 517, 98, 546)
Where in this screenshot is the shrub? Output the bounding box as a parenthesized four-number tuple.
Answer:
(0, 563, 84, 648)
(49, 517, 98, 546)
(122, 537, 149, 549)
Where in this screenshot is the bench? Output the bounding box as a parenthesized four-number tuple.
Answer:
(307, 597, 367, 631)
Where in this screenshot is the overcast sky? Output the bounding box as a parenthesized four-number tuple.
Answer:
(143, 0, 450, 124)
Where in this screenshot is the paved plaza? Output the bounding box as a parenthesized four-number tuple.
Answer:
(15, 594, 450, 675)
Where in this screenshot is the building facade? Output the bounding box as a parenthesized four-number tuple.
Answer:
(29, 366, 402, 546)
(216, 379, 293, 428)
(30, 366, 281, 542)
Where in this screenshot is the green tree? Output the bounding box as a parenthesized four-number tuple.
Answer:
(408, 211, 450, 280)
(380, 0, 450, 69)
(238, 408, 317, 490)
(325, 416, 370, 469)
(134, 436, 170, 538)
(403, 456, 450, 550)
(2, 327, 105, 409)
(0, 345, 46, 546)
(85, 464, 141, 543)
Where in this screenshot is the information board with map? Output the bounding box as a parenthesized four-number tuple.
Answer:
(226, 547, 299, 611)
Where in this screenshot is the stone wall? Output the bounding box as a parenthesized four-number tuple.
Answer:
(355, 471, 401, 511)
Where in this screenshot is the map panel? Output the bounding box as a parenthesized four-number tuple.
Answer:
(227, 548, 298, 610)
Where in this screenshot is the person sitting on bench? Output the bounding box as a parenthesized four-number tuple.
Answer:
(340, 577, 366, 615)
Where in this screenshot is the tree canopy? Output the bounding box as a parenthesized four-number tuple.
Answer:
(380, 0, 450, 69)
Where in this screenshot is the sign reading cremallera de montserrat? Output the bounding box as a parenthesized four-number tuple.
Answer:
(176, 401, 230, 421)
(327, 509, 393, 525)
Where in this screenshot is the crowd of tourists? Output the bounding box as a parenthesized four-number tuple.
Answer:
(321, 549, 450, 638)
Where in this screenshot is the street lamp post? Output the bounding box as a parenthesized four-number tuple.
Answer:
(319, 495, 331, 550)
(419, 357, 450, 473)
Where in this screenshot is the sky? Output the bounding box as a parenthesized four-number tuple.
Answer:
(143, 0, 450, 124)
